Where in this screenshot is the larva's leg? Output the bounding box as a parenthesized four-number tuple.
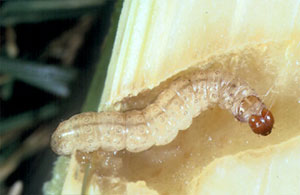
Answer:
(125, 110, 154, 152)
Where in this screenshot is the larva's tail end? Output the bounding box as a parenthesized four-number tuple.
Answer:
(50, 128, 70, 156)
(248, 108, 274, 136)
(50, 132, 63, 155)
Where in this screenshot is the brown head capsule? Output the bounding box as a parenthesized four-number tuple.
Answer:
(248, 108, 274, 136)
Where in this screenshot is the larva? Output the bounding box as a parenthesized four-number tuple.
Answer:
(51, 70, 274, 155)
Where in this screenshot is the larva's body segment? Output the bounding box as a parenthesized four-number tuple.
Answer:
(143, 103, 176, 146)
(169, 78, 195, 118)
(51, 70, 274, 155)
(190, 73, 211, 114)
(92, 112, 126, 152)
(125, 110, 154, 152)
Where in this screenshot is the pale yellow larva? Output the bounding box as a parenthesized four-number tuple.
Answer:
(51, 70, 274, 155)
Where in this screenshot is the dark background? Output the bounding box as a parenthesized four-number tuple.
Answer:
(0, 1, 116, 194)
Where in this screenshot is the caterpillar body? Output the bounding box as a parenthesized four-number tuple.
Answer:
(51, 70, 274, 155)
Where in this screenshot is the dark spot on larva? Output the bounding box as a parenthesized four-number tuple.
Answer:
(137, 115, 143, 122)
(85, 126, 92, 133)
(139, 127, 146, 134)
(116, 126, 122, 134)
